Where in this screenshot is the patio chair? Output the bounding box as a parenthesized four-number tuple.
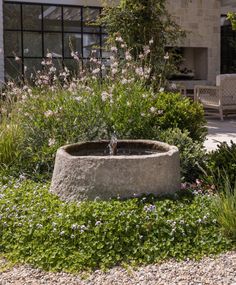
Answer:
(194, 74, 236, 120)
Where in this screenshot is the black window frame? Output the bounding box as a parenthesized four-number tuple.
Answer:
(3, 1, 107, 80)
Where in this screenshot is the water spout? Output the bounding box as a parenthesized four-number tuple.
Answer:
(109, 134, 118, 155)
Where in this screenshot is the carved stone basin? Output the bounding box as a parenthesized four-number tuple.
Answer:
(50, 140, 180, 201)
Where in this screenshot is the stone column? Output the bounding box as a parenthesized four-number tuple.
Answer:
(0, 0, 4, 84)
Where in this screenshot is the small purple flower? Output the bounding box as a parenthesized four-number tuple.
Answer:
(144, 204, 156, 212)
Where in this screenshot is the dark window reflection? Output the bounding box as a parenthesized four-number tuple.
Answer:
(4, 2, 106, 80)
(44, 33, 62, 57)
(64, 7, 81, 32)
(83, 34, 100, 57)
(43, 6, 62, 31)
(23, 5, 42, 30)
(4, 31, 22, 57)
(83, 7, 100, 33)
(23, 32, 42, 57)
(4, 4, 21, 30)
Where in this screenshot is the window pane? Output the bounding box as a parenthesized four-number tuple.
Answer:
(43, 6, 62, 31)
(64, 7, 81, 32)
(23, 32, 42, 57)
(5, 58, 22, 80)
(83, 8, 100, 33)
(64, 59, 80, 76)
(83, 34, 100, 57)
(4, 31, 21, 57)
(64, 33, 82, 57)
(23, 4, 42, 31)
(101, 34, 110, 58)
(44, 33, 62, 57)
(4, 3, 21, 30)
(24, 58, 42, 79)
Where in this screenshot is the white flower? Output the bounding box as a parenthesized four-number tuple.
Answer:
(159, 87, 164, 93)
(44, 110, 54, 118)
(111, 62, 118, 68)
(15, 56, 20, 62)
(115, 36, 123, 42)
(71, 224, 79, 230)
(150, 107, 157, 113)
(46, 52, 52, 58)
(139, 53, 145, 59)
(48, 138, 56, 147)
(101, 91, 109, 102)
(143, 45, 151, 55)
(95, 221, 102, 226)
(135, 67, 144, 76)
(125, 51, 132, 61)
(75, 96, 82, 102)
(111, 68, 118, 75)
(121, 78, 128, 84)
(111, 46, 118, 52)
(149, 38, 154, 45)
(92, 68, 100, 74)
(164, 53, 169, 60)
(90, 57, 98, 63)
(49, 66, 56, 73)
(71, 51, 79, 60)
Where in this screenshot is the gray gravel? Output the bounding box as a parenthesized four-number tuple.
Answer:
(0, 251, 235, 285)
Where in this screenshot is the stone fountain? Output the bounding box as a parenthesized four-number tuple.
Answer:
(50, 140, 180, 201)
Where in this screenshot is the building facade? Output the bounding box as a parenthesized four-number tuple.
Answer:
(1, 0, 236, 87)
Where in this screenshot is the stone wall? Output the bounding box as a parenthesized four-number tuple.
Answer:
(166, 0, 221, 85)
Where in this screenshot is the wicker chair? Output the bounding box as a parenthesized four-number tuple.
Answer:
(194, 74, 236, 120)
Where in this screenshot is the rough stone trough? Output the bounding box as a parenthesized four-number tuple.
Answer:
(50, 140, 180, 201)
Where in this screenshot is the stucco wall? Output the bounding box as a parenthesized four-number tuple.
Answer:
(166, 0, 221, 85)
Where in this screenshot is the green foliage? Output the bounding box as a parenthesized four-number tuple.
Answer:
(159, 128, 207, 182)
(0, 121, 22, 167)
(100, 0, 185, 82)
(0, 180, 232, 272)
(2, 83, 206, 178)
(206, 141, 236, 189)
(212, 178, 236, 241)
(227, 13, 236, 30)
(154, 92, 206, 142)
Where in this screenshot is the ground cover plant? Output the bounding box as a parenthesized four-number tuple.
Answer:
(0, 180, 233, 272)
(212, 178, 236, 241)
(206, 141, 236, 189)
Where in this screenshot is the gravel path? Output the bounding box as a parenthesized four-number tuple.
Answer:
(0, 251, 236, 285)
